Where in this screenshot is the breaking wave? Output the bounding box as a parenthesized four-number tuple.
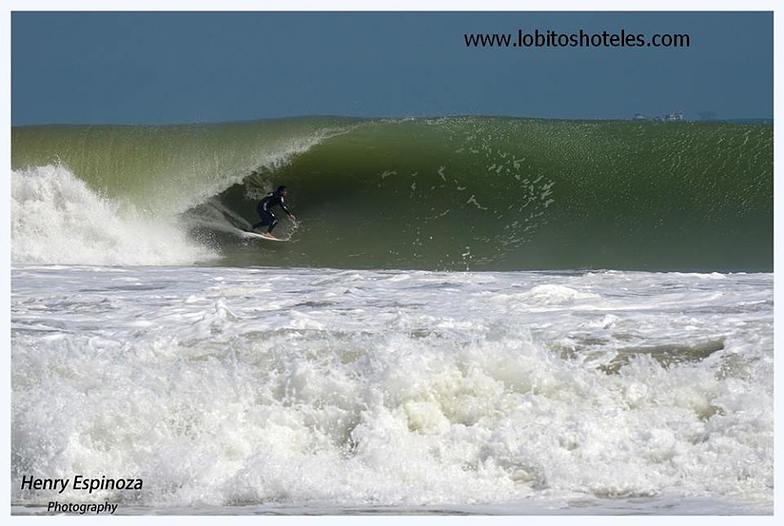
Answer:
(11, 117, 773, 270)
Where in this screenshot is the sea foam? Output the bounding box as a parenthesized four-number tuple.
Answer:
(12, 267, 773, 512)
(11, 165, 214, 265)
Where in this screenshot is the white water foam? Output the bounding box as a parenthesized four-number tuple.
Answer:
(11, 267, 772, 513)
(11, 165, 215, 265)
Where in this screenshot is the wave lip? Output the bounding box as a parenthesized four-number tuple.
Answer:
(11, 164, 214, 265)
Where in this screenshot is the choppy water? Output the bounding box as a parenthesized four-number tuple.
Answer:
(11, 265, 773, 514)
(11, 116, 774, 515)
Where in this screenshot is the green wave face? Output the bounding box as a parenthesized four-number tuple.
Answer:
(12, 117, 772, 271)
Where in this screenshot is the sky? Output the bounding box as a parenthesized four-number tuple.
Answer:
(11, 11, 773, 125)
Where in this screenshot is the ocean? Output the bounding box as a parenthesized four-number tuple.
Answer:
(10, 117, 773, 514)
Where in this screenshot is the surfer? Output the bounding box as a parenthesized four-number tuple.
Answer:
(252, 185, 296, 236)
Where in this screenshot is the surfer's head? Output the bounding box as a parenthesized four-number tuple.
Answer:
(275, 185, 288, 197)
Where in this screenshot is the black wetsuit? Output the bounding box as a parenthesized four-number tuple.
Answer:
(253, 192, 291, 233)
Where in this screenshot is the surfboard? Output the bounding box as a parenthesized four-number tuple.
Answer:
(240, 230, 289, 242)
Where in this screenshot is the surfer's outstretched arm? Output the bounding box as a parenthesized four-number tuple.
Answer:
(280, 198, 296, 221)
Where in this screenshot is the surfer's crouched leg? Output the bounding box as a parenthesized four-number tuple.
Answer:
(253, 210, 277, 231)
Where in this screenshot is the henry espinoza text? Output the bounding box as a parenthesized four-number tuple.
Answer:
(20, 475, 143, 515)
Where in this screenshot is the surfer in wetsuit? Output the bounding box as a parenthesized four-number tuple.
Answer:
(253, 185, 296, 236)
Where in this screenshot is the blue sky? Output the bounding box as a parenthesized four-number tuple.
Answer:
(12, 11, 772, 125)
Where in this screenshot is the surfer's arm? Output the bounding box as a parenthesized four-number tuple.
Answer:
(279, 198, 295, 219)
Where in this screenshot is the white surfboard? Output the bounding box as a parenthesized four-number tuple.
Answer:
(240, 230, 289, 242)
